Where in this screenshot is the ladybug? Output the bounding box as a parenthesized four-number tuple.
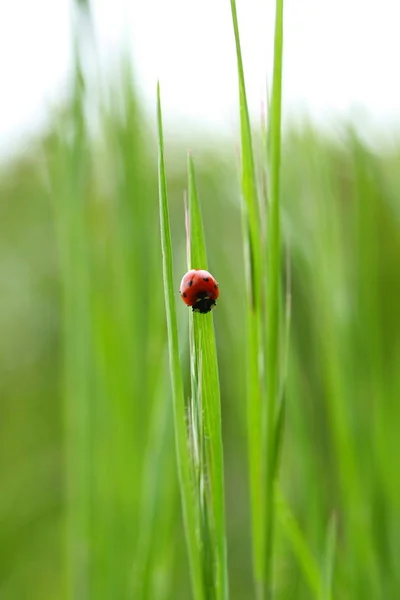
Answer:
(179, 269, 219, 314)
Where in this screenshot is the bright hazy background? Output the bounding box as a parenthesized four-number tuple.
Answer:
(2, 0, 400, 147)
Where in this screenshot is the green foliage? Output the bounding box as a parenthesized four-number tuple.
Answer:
(229, 1, 265, 594)
(1, 6, 400, 600)
(230, 0, 285, 596)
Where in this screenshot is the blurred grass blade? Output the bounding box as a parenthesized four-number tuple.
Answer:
(272, 248, 292, 473)
(272, 394, 285, 479)
(56, 5, 94, 595)
(187, 155, 208, 269)
(55, 109, 93, 600)
(276, 487, 321, 598)
(157, 83, 204, 600)
(264, 0, 284, 594)
(133, 358, 176, 598)
(229, 1, 262, 283)
(229, 0, 265, 593)
(187, 154, 229, 600)
(273, 257, 321, 600)
(272, 250, 291, 479)
(321, 513, 337, 600)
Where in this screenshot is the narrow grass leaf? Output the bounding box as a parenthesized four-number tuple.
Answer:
(52, 18, 94, 596)
(157, 83, 204, 600)
(229, 1, 265, 592)
(187, 154, 229, 600)
(264, 0, 284, 594)
(229, 0, 262, 291)
(133, 359, 176, 598)
(321, 513, 337, 600)
(276, 487, 321, 599)
(272, 250, 291, 477)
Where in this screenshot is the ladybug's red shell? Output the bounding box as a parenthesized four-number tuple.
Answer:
(179, 269, 219, 313)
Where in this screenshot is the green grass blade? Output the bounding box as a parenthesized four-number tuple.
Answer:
(54, 123, 93, 600)
(321, 513, 337, 600)
(157, 83, 204, 600)
(229, 1, 265, 593)
(133, 359, 176, 598)
(229, 1, 262, 287)
(264, 0, 284, 594)
(187, 155, 208, 269)
(276, 487, 321, 598)
(272, 250, 291, 481)
(53, 11, 94, 594)
(187, 155, 229, 600)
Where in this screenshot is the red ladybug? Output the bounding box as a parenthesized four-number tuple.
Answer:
(179, 269, 219, 313)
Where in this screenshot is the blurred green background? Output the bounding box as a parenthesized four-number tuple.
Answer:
(1, 5, 400, 599)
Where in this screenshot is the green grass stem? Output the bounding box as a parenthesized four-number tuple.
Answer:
(229, 1, 265, 595)
(157, 83, 205, 600)
(264, 0, 284, 595)
(187, 155, 229, 600)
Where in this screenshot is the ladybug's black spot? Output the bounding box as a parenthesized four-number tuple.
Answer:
(214, 284, 218, 289)
(187, 280, 193, 287)
(203, 277, 209, 282)
(182, 292, 187, 298)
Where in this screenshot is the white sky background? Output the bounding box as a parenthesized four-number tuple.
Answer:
(0, 0, 399, 151)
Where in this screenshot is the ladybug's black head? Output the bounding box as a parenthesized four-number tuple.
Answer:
(192, 291, 216, 314)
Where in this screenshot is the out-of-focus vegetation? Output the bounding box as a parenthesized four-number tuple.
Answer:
(1, 5, 400, 599)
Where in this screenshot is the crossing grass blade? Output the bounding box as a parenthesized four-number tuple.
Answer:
(133, 360, 176, 598)
(276, 487, 321, 598)
(157, 83, 205, 600)
(186, 154, 229, 600)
